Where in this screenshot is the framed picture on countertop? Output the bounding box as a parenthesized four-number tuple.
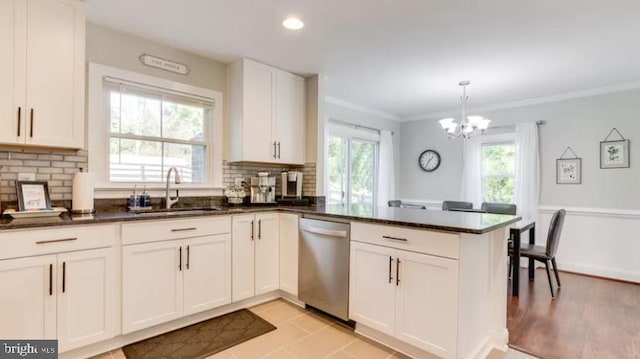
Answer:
(16, 181, 51, 211)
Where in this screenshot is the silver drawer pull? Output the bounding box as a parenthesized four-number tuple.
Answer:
(171, 227, 197, 232)
(382, 235, 408, 242)
(36, 237, 78, 244)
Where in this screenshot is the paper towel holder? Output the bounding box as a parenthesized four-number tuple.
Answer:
(71, 169, 96, 215)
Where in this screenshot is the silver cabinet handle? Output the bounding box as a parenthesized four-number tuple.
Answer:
(36, 237, 77, 245)
(258, 219, 262, 240)
(277, 142, 281, 159)
(302, 227, 348, 238)
(382, 235, 408, 242)
(273, 142, 277, 158)
(171, 227, 196, 232)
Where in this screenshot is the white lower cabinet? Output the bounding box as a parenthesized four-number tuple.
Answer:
(350, 241, 459, 358)
(0, 255, 57, 340)
(232, 213, 279, 301)
(122, 233, 231, 334)
(279, 213, 299, 296)
(0, 247, 116, 352)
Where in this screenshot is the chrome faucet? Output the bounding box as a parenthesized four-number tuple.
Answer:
(165, 167, 181, 209)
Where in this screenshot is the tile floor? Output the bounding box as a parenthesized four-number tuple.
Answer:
(92, 299, 537, 359)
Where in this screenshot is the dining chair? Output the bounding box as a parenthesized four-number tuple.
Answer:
(388, 200, 426, 209)
(509, 209, 566, 299)
(481, 202, 517, 215)
(442, 200, 473, 211)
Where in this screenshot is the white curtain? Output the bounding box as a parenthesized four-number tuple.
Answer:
(514, 123, 540, 221)
(461, 137, 483, 207)
(377, 130, 395, 206)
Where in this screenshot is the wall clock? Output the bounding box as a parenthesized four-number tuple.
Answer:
(418, 150, 441, 172)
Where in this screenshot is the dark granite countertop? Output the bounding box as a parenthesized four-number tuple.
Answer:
(0, 205, 520, 234)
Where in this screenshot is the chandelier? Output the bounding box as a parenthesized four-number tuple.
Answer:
(438, 81, 490, 139)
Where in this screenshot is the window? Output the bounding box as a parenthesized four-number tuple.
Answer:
(88, 63, 223, 193)
(107, 80, 211, 183)
(327, 124, 378, 216)
(481, 142, 515, 203)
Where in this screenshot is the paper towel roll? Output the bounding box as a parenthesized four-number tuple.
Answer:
(72, 172, 94, 213)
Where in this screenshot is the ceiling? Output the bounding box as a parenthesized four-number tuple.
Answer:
(86, 0, 640, 120)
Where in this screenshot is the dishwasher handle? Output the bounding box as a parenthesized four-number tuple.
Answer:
(301, 226, 348, 238)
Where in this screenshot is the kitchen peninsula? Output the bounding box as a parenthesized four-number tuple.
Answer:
(0, 204, 518, 359)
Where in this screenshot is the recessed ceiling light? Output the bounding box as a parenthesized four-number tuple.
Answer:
(283, 17, 304, 30)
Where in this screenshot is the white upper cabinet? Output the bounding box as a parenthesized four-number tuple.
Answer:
(228, 58, 305, 165)
(275, 71, 305, 164)
(0, 0, 85, 149)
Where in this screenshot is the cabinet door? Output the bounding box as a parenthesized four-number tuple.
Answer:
(183, 234, 231, 316)
(349, 242, 396, 335)
(25, 0, 84, 148)
(0, 255, 56, 339)
(122, 240, 183, 334)
(279, 213, 299, 296)
(395, 250, 459, 358)
(242, 60, 275, 162)
(57, 248, 117, 352)
(255, 213, 280, 295)
(232, 215, 255, 301)
(275, 70, 305, 164)
(0, 0, 25, 145)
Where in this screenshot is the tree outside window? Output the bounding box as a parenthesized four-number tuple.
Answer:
(481, 142, 515, 203)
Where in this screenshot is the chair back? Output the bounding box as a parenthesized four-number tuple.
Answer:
(442, 200, 473, 211)
(546, 209, 566, 257)
(388, 200, 402, 207)
(481, 202, 517, 215)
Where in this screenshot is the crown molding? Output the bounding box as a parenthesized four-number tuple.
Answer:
(403, 81, 640, 122)
(325, 96, 400, 121)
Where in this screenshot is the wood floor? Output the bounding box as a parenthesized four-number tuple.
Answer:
(507, 268, 640, 359)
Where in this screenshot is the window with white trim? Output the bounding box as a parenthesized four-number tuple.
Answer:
(326, 123, 379, 216)
(106, 79, 212, 183)
(88, 63, 223, 194)
(481, 141, 515, 203)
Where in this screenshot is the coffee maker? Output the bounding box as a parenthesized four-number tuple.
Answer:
(250, 172, 276, 203)
(281, 171, 303, 199)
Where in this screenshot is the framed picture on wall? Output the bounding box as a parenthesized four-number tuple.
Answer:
(600, 139, 630, 168)
(556, 158, 582, 184)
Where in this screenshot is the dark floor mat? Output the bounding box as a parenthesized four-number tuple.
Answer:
(122, 309, 277, 359)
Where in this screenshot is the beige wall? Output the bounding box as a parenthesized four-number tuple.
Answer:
(86, 22, 231, 158)
(86, 22, 226, 91)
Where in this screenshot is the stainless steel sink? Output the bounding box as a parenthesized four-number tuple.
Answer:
(131, 207, 222, 217)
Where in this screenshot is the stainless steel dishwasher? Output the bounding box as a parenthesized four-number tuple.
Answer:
(299, 217, 351, 321)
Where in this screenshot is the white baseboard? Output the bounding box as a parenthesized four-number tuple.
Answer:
(558, 261, 640, 283)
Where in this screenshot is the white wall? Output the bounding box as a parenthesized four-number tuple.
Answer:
(398, 88, 640, 282)
(325, 99, 401, 198)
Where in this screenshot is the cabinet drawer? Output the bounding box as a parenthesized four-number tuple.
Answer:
(0, 224, 117, 260)
(122, 216, 231, 245)
(351, 222, 459, 259)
